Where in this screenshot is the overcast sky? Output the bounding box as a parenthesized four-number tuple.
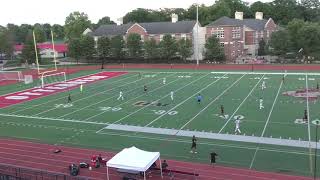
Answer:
(0, 0, 272, 26)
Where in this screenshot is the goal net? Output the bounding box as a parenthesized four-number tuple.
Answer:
(0, 71, 24, 82)
(40, 72, 66, 88)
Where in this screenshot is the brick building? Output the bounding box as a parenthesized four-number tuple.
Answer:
(206, 12, 277, 62)
(90, 14, 205, 60)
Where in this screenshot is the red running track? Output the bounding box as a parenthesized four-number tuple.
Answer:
(0, 138, 315, 180)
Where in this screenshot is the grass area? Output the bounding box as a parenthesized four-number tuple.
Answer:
(0, 69, 320, 177)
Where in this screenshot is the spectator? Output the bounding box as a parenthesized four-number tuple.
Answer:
(161, 160, 168, 170)
(98, 154, 102, 163)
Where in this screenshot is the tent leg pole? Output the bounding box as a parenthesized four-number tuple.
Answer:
(159, 157, 163, 178)
(144, 171, 146, 180)
(107, 166, 109, 180)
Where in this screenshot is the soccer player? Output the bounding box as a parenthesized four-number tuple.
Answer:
(170, 91, 174, 101)
(317, 82, 319, 90)
(144, 85, 148, 94)
(190, 135, 197, 153)
(220, 105, 225, 117)
(80, 83, 83, 93)
(210, 152, 218, 167)
(163, 78, 166, 85)
(117, 91, 124, 100)
(197, 94, 202, 104)
(261, 81, 266, 90)
(234, 117, 241, 134)
(303, 109, 308, 123)
(259, 98, 264, 109)
(67, 94, 72, 104)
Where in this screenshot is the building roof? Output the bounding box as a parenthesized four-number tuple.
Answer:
(14, 43, 67, 53)
(91, 23, 134, 36)
(207, 16, 269, 31)
(91, 21, 197, 36)
(140, 21, 196, 34)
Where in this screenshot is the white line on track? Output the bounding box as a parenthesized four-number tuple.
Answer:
(218, 74, 265, 133)
(249, 75, 284, 169)
(10, 72, 137, 114)
(177, 74, 247, 132)
(84, 73, 184, 121)
(0, 113, 106, 125)
(145, 73, 230, 127)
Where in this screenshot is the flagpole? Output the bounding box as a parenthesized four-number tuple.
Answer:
(196, 2, 199, 66)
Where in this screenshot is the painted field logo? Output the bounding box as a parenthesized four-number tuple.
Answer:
(133, 101, 169, 107)
(283, 89, 320, 100)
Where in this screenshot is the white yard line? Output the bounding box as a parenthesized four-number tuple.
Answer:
(0, 113, 105, 125)
(107, 73, 211, 125)
(177, 74, 246, 131)
(145, 73, 230, 127)
(85, 73, 183, 121)
(56, 73, 176, 118)
(218, 74, 265, 134)
(249, 75, 284, 169)
(11, 72, 137, 114)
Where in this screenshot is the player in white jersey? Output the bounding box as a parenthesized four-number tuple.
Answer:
(117, 91, 124, 100)
(261, 81, 266, 90)
(163, 78, 166, 85)
(235, 117, 241, 134)
(80, 84, 83, 93)
(259, 98, 264, 109)
(170, 91, 174, 101)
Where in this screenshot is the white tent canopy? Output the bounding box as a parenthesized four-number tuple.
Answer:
(106, 146, 162, 180)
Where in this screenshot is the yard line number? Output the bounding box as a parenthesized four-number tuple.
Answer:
(295, 119, 320, 125)
(55, 104, 73, 108)
(99, 107, 122, 112)
(151, 110, 178, 116)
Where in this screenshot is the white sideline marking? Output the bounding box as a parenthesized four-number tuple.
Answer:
(11, 72, 135, 114)
(85, 73, 182, 121)
(145, 73, 230, 127)
(178, 74, 246, 131)
(0, 113, 106, 125)
(218, 74, 265, 133)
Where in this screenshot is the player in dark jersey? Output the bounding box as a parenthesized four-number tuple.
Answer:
(190, 135, 197, 153)
(303, 109, 308, 123)
(67, 94, 72, 104)
(220, 105, 224, 117)
(210, 152, 218, 167)
(144, 85, 148, 94)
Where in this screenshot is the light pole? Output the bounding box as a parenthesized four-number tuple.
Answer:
(314, 120, 319, 180)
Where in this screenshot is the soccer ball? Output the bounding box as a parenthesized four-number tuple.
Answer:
(89, 166, 92, 170)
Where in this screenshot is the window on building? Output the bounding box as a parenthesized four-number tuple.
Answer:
(171, 34, 175, 38)
(140, 35, 144, 41)
(266, 31, 269, 38)
(220, 42, 225, 47)
(213, 29, 224, 38)
(232, 27, 241, 39)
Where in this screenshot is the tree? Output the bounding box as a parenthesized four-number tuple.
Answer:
(159, 34, 177, 62)
(42, 23, 52, 40)
(250, 1, 272, 19)
(126, 33, 142, 58)
(269, 30, 291, 56)
(204, 36, 225, 62)
(110, 35, 125, 60)
(123, 8, 158, 23)
(144, 38, 158, 60)
(52, 24, 65, 40)
(258, 39, 267, 56)
(68, 38, 82, 64)
(21, 31, 41, 64)
(33, 24, 47, 42)
(177, 38, 193, 62)
(92, 16, 116, 29)
(297, 23, 320, 61)
(97, 36, 111, 69)
(0, 30, 14, 59)
(64, 11, 91, 40)
(80, 35, 95, 61)
(207, 1, 232, 22)
(270, 0, 302, 25)
(287, 19, 305, 52)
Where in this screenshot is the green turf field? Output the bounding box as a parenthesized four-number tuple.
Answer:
(1, 69, 320, 177)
